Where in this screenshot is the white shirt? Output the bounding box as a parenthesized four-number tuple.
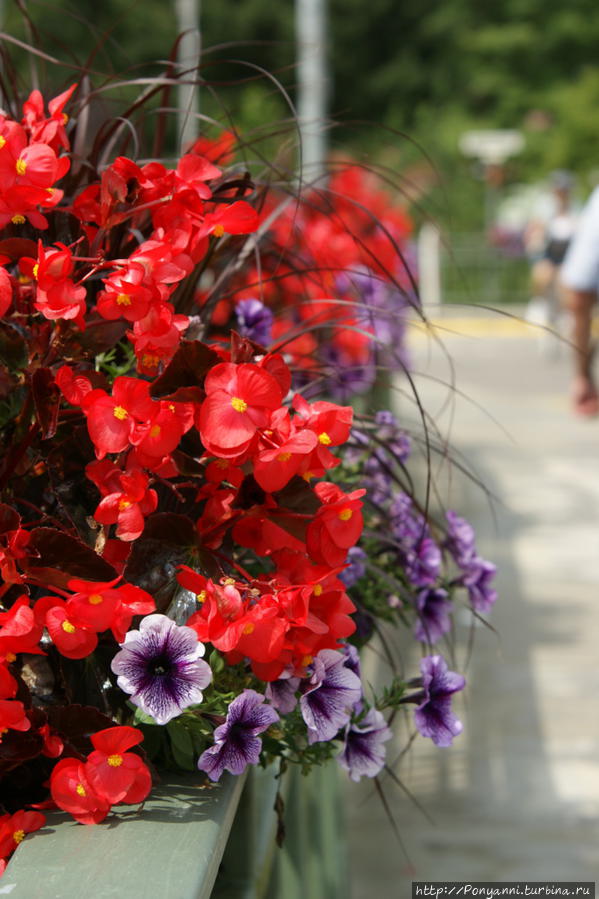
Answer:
(561, 186, 599, 292)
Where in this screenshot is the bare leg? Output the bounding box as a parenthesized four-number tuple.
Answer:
(563, 287, 598, 416)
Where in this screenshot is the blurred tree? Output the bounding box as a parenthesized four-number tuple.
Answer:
(5, 0, 599, 215)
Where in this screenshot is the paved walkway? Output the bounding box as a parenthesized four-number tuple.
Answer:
(346, 310, 599, 895)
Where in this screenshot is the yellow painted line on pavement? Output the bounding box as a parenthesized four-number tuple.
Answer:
(409, 316, 599, 339)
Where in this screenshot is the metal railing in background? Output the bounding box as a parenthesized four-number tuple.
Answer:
(419, 227, 530, 311)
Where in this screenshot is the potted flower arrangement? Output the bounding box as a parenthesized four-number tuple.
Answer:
(0, 51, 496, 891)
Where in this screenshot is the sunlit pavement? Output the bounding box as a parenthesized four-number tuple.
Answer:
(346, 308, 599, 896)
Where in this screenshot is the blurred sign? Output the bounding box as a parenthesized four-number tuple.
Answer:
(459, 129, 525, 165)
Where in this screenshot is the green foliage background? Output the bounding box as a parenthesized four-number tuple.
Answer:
(4, 0, 599, 228)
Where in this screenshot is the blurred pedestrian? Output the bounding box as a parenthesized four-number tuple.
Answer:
(560, 185, 599, 416)
(525, 170, 578, 330)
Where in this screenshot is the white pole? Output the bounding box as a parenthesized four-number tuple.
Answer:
(176, 0, 201, 151)
(418, 223, 443, 313)
(296, 0, 328, 182)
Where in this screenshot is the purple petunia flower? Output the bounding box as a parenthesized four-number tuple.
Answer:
(235, 298, 273, 346)
(300, 649, 362, 744)
(461, 556, 498, 613)
(390, 492, 422, 543)
(444, 510, 476, 566)
(390, 493, 441, 588)
(413, 654, 465, 747)
(374, 410, 411, 464)
(405, 535, 441, 588)
(265, 671, 301, 715)
(337, 708, 392, 782)
(111, 614, 212, 726)
(319, 344, 377, 402)
(339, 546, 368, 587)
(197, 689, 279, 782)
(413, 587, 452, 645)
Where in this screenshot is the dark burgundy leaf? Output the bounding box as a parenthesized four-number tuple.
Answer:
(274, 476, 320, 515)
(0, 503, 20, 534)
(63, 318, 128, 358)
(269, 511, 308, 543)
(46, 704, 117, 756)
(160, 386, 204, 404)
(24, 528, 117, 588)
(0, 238, 38, 261)
(141, 513, 197, 547)
(0, 729, 44, 777)
(237, 474, 266, 509)
(0, 322, 27, 371)
(171, 450, 204, 476)
(31, 367, 60, 439)
(150, 340, 219, 397)
(230, 329, 264, 363)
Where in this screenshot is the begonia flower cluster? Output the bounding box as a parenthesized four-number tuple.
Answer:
(0, 78, 492, 873)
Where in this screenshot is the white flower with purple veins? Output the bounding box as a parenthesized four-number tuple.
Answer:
(338, 708, 392, 782)
(111, 614, 212, 725)
(413, 654, 465, 747)
(198, 689, 279, 782)
(300, 649, 363, 744)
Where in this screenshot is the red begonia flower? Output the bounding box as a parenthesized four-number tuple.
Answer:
(44, 599, 98, 659)
(50, 759, 111, 825)
(86, 726, 151, 805)
(0, 596, 44, 659)
(0, 664, 17, 700)
(198, 200, 259, 238)
(0, 699, 30, 739)
(0, 267, 12, 317)
(0, 810, 45, 858)
(306, 483, 366, 567)
(85, 376, 154, 458)
(199, 362, 283, 458)
(39, 723, 64, 758)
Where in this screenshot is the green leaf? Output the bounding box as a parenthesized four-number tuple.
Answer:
(167, 720, 196, 770)
(132, 706, 159, 726)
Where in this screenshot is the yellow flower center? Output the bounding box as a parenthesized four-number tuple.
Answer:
(15, 158, 27, 175)
(46, 188, 54, 197)
(196, 591, 206, 604)
(11, 214, 25, 225)
(150, 425, 161, 438)
(231, 396, 247, 413)
(318, 432, 332, 445)
(12, 829, 25, 845)
(62, 113, 69, 125)
(223, 577, 235, 585)
(6, 652, 16, 663)
(338, 508, 353, 521)
(302, 470, 315, 482)
(32, 263, 39, 279)
(107, 754, 123, 767)
(118, 499, 131, 510)
(213, 224, 225, 238)
(76, 783, 86, 797)
(141, 353, 160, 370)
(301, 654, 313, 667)
(277, 452, 292, 462)
(88, 593, 103, 605)
(116, 292, 132, 306)
(0, 136, 5, 149)
(62, 620, 76, 634)
(168, 404, 175, 412)
(242, 622, 255, 635)
(313, 584, 323, 596)
(113, 405, 128, 420)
